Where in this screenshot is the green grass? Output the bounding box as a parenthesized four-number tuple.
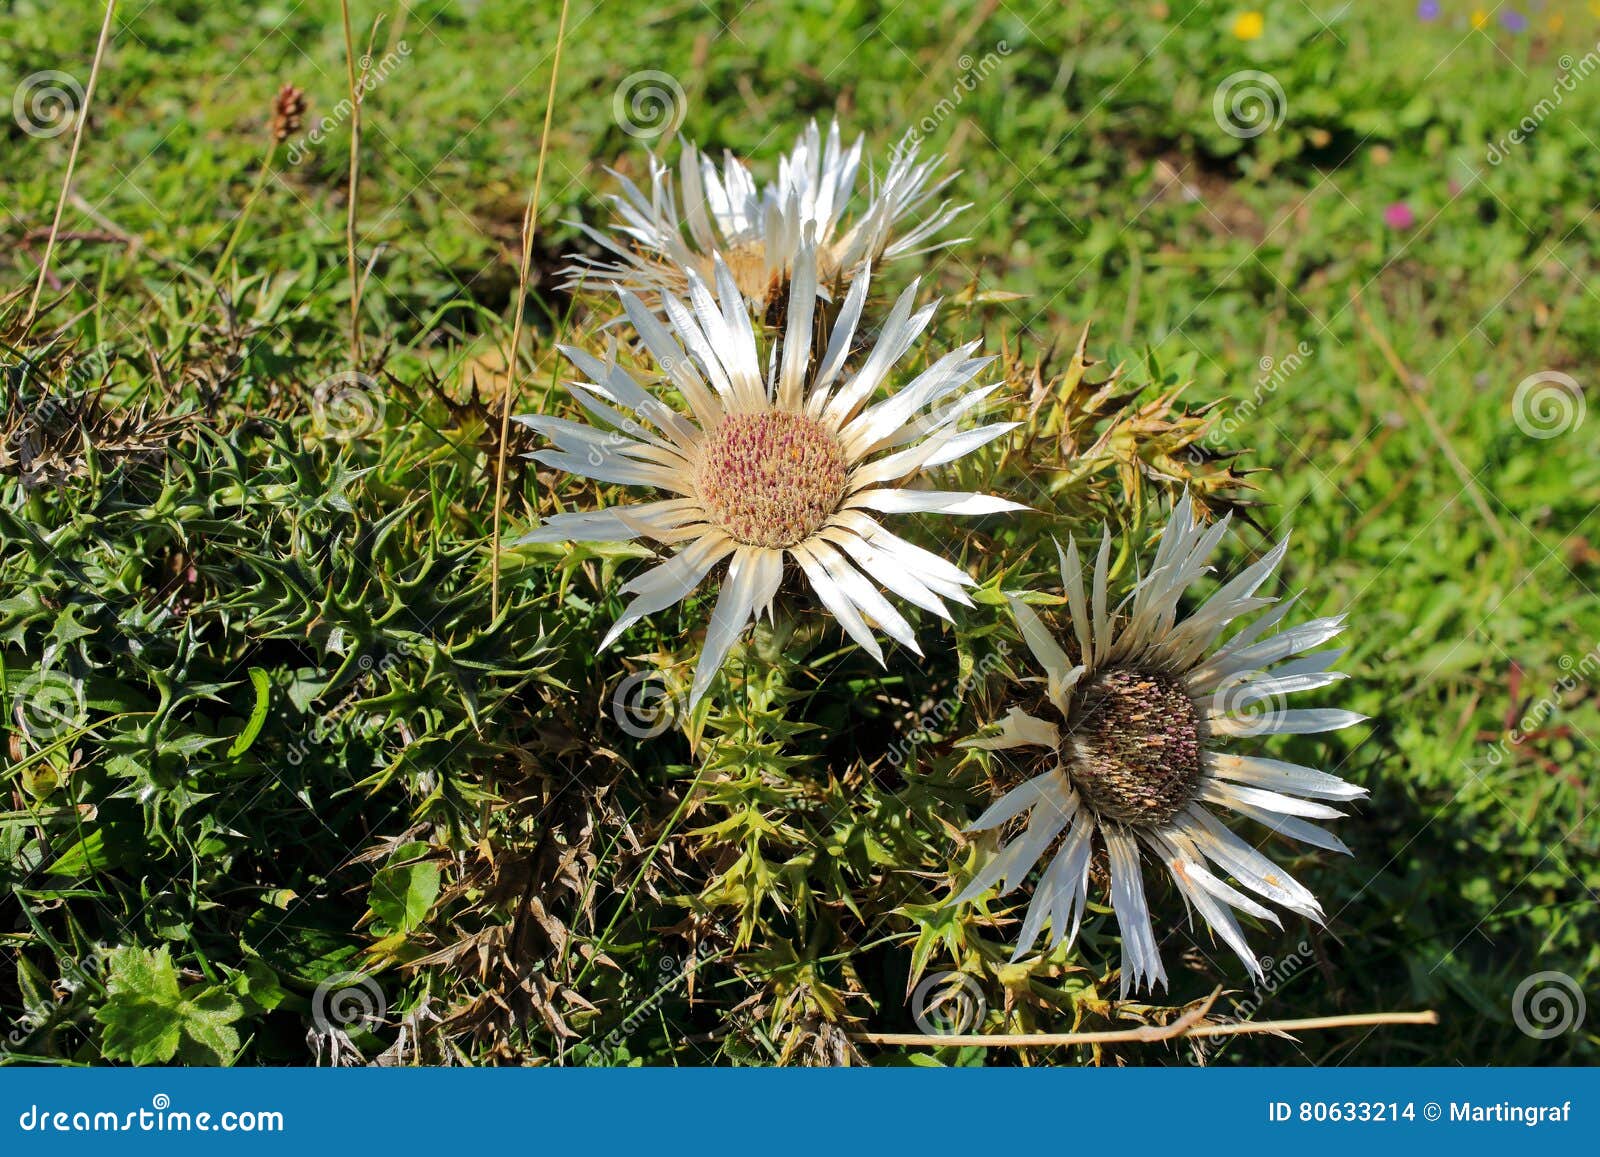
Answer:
(1, 0, 1596, 1065)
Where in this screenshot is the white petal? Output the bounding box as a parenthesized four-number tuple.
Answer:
(709, 259, 766, 406)
(1227, 801, 1352, 855)
(662, 288, 737, 403)
(1104, 826, 1167, 996)
(1204, 752, 1367, 802)
(1046, 809, 1097, 950)
(920, 422, 1019, 468)
(837, 342, 987, 454)
(679, 145, 713, 249)
(1198, 779, 1348, 820)
(963, 707, 1059, 753)
(871, 380, 1002, 455)
(830, 511, 977, 595)
(1208, 707, 1368, 737)
(1146, 832, 1263, 980)
(1052, 536, 1093, 663)
(558, 343, 702, 447)
(1013, 808, 1096, 959)
(818, 526, 953, 621)
(777, 231, 818, 411)
(561, 384, 685, 455)
(528, 448, 686, 492)
(954, 779, 1078, 903)
(804, 538, 921, 656)
(1194, 655, 1347, 701)
(848, 489, 1027, 516)
(601, 535, 734, 650)
(1006, 596, 1083, 714)
(689, 548, 768, 706)
(808, 264, 870, 406)
(1180, 806, 1323, 921)
(790, 540, 885, 665)
(745, 546, 784, 622)
(1160, 827, 1280, 924)
(620, 291, 723, 426)
(964, 770, 1058, 832)
(1091, 528, 1112, 665)
(1197, 615, 1348, 686)
(518, 414, 689, 471)
(820, 280, 929, 426)
(1158, 538, 1289, 668)
(512, 500, 702, 545)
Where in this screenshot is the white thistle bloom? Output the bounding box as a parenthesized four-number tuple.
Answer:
(564, 119, 967, 311)
(956, 496, 1367, 997)
(517, 242, 1022, 705)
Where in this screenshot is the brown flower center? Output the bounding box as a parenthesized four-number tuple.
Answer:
(695, 411, 847, 549)
(1061, 668, 1204, 827)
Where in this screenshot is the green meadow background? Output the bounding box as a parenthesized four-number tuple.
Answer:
(1, 0, 1596, 1064)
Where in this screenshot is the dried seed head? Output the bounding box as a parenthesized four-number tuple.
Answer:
(1062, 668, 1204, 827)
(272, 84, 306, 143)
(695, 411, 846, 549)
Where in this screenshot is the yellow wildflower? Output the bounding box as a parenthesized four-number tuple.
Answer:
(1231, 11, 1264, 40)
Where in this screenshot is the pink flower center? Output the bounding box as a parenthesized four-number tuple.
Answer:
(696, 411, 847, 549)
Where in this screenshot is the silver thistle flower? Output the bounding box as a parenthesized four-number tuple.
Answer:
(957, 496, 1367, 997)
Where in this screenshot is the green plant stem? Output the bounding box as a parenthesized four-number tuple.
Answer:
(210, 141, 279, 283)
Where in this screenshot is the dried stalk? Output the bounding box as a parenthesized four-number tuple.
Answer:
(25, 0, 118, 327)
(490, 0, 571, 617)
(338, 0, 368, 366)
(851, 1008, 1439, 1049)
